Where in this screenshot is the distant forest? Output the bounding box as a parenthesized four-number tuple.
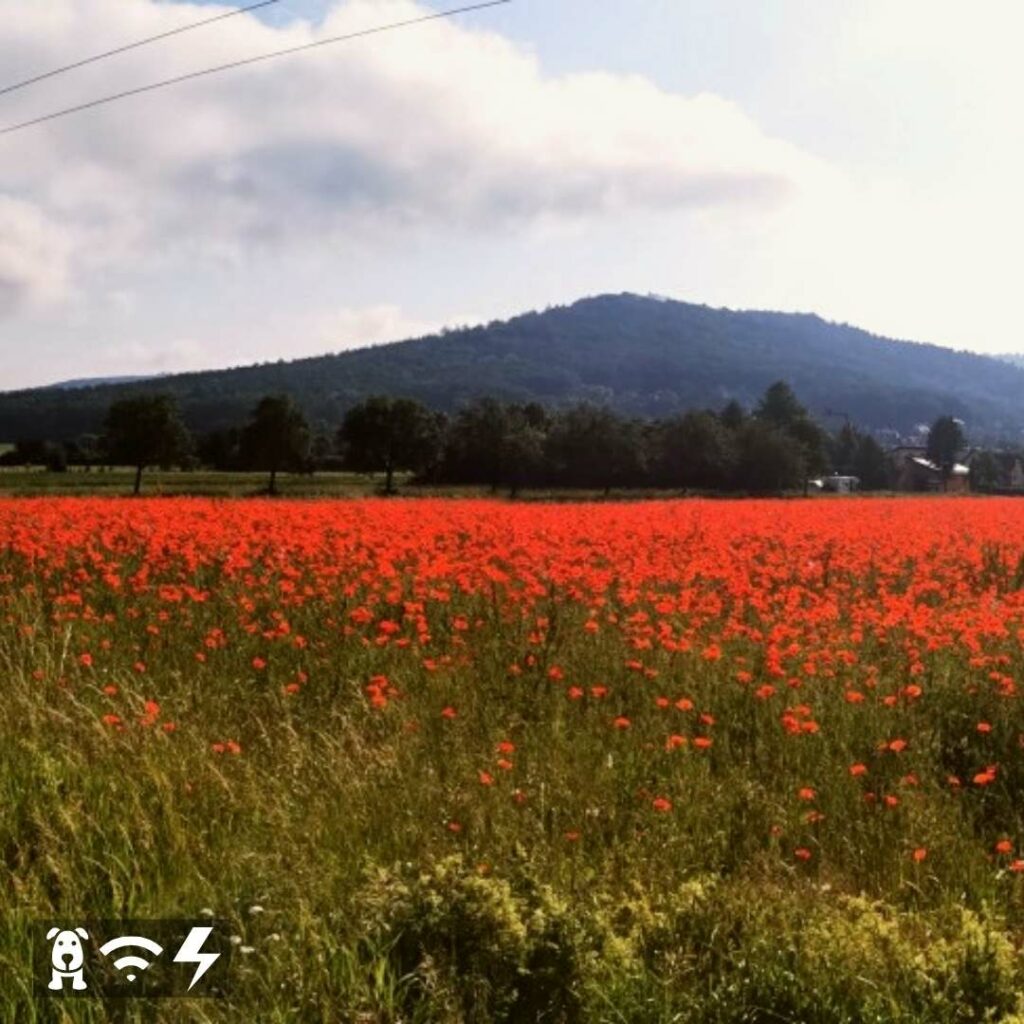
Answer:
(4, 294, 1024, 443)
(3, 382, 915, 497)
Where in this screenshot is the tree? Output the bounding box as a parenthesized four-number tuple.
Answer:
(72, 434, 101, 468)
(969, 450, 1001, 493)
(43, 442, 68, 473)
(338, 396, 443, 494)
(439, 399, 550, 496)
(501, 410, 547, 498)
(198, 428, 242, 471)
(440, 398, 510, 490)
(719, 400, 746, 432)
(926, 416, 965, 489)
(656, 411, 736, 490)
(753, 381, 827, 493)
(103, 395, 191, 495)
(240, 395, 310, 495)
(544, 404, 644, 492)
(11, 438, 49, 467)
(756, 381, 806, 429)
(734, 421, 807, 494)
(831, 423, 859, 476)
(852, 435, 890, 491)
(788, 416, 829, 490)
(309, 432, 336, 472)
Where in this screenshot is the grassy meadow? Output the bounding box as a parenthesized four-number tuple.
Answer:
(0, 467, 684, 502)
(0, 467, 379, 498)
(4, 496, 1024, 1022)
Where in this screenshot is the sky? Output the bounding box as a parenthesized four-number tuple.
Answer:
(0, 0, 1022, 390)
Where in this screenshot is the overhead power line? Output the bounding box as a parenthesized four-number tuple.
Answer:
(0, 0, 511, 137)
(0, 0, 282, 99)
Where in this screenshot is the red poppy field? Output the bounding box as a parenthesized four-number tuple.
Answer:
(6, 496, 1024, 1022)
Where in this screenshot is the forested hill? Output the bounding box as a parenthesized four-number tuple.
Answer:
(4, 294, 1024, 440)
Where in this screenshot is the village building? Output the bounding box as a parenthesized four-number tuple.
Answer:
(889, 445, 970, 493)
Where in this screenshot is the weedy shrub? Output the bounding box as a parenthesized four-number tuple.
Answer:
(357, 856, 590, 1022)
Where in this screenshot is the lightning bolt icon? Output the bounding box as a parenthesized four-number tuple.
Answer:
(173, 926, 220, 991)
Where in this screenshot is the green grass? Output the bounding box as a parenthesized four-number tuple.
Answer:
(0, 468, 381, 498)
(4, 625, 1024, 1022)
(0, 467, 934, 502)
(0, 468, 711, 502)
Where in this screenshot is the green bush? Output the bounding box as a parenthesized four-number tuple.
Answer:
(357, 856, 590, 1023)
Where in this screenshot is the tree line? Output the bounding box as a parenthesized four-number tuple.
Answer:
(2, 381, 905, 496)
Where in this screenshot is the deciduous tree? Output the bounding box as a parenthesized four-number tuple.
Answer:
(103, 395, 191, 495)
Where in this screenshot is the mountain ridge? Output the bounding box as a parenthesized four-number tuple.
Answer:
(4, 294, 1024, 442)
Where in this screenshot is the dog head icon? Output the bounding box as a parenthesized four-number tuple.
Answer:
(47, 927, 88, 973)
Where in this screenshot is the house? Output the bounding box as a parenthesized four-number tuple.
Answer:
(890, 446, 970, 493)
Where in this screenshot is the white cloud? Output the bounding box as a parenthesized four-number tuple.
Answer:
(0, 0, 824, 303)
(311, 303, 480, 351)
(0, 197, 74, 313)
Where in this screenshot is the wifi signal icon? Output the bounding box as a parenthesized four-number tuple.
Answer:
(98, 935, 164, 982)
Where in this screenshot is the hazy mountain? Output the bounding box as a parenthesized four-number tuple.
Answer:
(3, 294, 1024, 441)
(46, 375, 159, 391)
